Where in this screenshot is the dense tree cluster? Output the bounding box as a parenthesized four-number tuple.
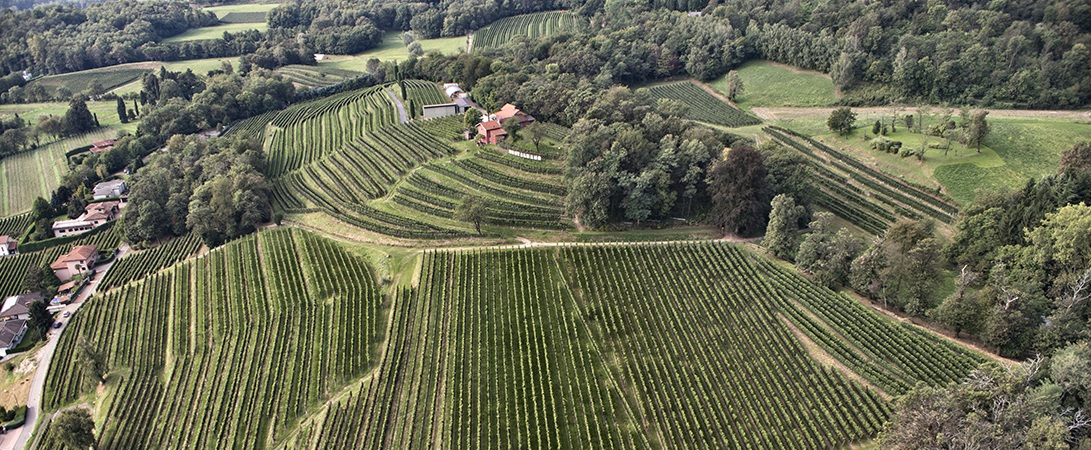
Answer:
(121, 134, 271, 247)
(883, 350, 1091, 448)
(0, 1, 217, 75)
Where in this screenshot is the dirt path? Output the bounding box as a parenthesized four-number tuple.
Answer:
(752, 106, 1091, 122)
(778, 314, 891, 400)
(385, 87, 409, 124)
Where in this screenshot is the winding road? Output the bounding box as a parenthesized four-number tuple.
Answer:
(4, 244, 129, 450)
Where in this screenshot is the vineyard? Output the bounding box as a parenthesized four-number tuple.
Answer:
(263, 85, 398, 178)
(38, 228, 386, 449)
(294, 242, 986, 449)
(0, 213, 30, 237)
(472, 11, 586, 51)
(28, 67, 148, 97)
(275, 65, 361, 91)
(0, 225, 120, 298)
(400, 80, 448, 118)
(642, 81, 762, 128)
(98, 233, 203, 291)
(765, 126, 960, 234)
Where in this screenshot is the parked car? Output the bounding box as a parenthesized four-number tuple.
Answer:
(52, 321, 62, 329)
(62, 311, 71, 318)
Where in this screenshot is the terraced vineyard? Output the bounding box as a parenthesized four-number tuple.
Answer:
(643, 81, 762, 128)
(263, 85, 398, 177)
(472, 11, 586, 51)
(0, 213, 30, 236)
(765, 126, 960, 234)
(276, 65, 361, 90)
(299, 242, 985, 449)
(98, 233, 203, 291)
(400, 80, 449, 117)
(28, 67, 148, 97)
(38, 228, 385, 449)
(0, 225, 121, 298)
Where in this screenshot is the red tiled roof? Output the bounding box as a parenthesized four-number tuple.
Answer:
(478, 120, 504, 132)
(50, 245, 98, 270)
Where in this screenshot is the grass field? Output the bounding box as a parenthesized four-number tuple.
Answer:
(163, 22, 269, 43)
(772, 113, 1091, 204)
(318, 31, 466, 69)
(711, 60, 839, 110)
(203, 2, 280, 21)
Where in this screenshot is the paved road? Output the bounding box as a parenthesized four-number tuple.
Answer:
(4, 244, 129, 450)
(385, 87, 409, 124)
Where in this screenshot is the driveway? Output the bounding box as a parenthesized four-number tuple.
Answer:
(1, 244, 128, 450)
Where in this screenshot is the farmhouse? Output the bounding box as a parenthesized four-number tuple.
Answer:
(92, 179, 127, 199)
(490, 103, 535, 126)
(0, 235, 16, 256)
(0, 292, 44, 321)
(50, 245, 99, 282)
(52, 200, 121, 238)
(476, 120, 507, 145)
(0, 319, 27, 357)
(89, 139, 116, 154)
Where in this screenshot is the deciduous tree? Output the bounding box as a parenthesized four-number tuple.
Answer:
(707, 145, 771, 236)
(54, 407, 96, 450)
(827, 107, 856, 135)
(764, 194, 804, 260)
(455, 195, 489, 235)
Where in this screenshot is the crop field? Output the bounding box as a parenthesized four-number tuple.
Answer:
(28, 67, 149, 97)
(399, 80, 448, 117)
(292, 242, 985, 449)
(765, 126, 960, 234)
(643, 81, 762, 128)
(275, 65, 361, 90)
(263, 85, 398, 177)
(0, 225, 121, 298)
(472, 11, 585, 51)
(98, 233, 203, 291)
(38, 228, 386, 449)
(710, 60, 839, 110)
(0, 213, 30, 237)
(163, 22, 269, 43)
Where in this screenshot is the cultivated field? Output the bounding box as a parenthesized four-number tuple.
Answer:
(642, 80, 762, 127)
(28, 67, 149, 98)
(98, 233, 203, 291)
(38, 228, 386, 449)
(291, 242, 985, 449)
(275, 65, 361, 91)
(710, 60, 839, 110)
(471, 11, 585, 51)
(765, 126, 960, 234)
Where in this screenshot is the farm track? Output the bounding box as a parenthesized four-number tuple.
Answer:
(753, 106, 1091, 122)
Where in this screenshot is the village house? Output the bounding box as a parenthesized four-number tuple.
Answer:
(50, 245, 99, 282)
(51, 201, 121, 238)
(0, 292, 44, 321)
(92, 179, 127, 200)
(89, 139, 116, 154)
(0, 235, 16, 257)
(0, 319, 28, 357)
(489, 103, 536, 127)
(476, 120, 507, 145)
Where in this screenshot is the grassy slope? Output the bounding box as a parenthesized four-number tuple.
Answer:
(162, 22, 269, 43)
(319, 31, 466, 69)
(710, 60, 839, 110)
(203, 2, 281, 19)
(775, 114, 1091, 204)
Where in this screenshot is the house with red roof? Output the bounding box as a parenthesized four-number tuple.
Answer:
(50, 245, 99, 282)
(491, 103, 536, 126)
(0, 235, 15, 257)
(476, 120, 508, 145)
(90, 139, 116, 154)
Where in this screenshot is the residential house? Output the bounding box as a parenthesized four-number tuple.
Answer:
(50, 245, 99, 282)
(92, 179, 127, 200)
(476, 120, 508, 145)
(0, 319, 28, 357)
(51, 201, 120, 238)
(491, 103, 536, 127)
(89, 139, 116, 154)
(0, 235, 15, 257)
(0, 293, 44, 321)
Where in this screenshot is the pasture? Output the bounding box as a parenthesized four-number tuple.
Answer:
(471, 11, 585, 51)
(162, 22, 269, 43)
(318, 31, 466, 70)
(203, 2, 280, 22)
(711, 60, 839, 110)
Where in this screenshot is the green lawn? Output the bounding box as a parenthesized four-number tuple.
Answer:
(711, 60, 838, 110)
(774, 114, 1091, 205)
(162, 22, 268, 43)
(203, 2, 280, 20)
(319, 31, 467, 70)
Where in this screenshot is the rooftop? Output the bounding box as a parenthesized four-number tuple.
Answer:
(0, 319, 26, 347)
(50, 245, 99, 269)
